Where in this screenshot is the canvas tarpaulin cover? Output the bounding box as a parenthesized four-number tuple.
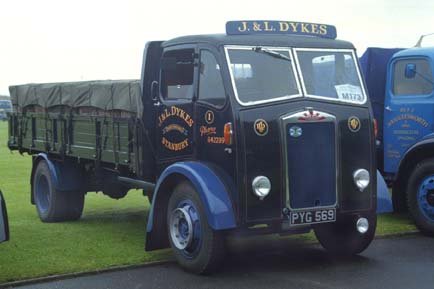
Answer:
(9, 80, 143, 117)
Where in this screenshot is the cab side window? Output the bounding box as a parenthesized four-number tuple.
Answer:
(393, 58, 434, 96)
(198, 50, 226, 107)
(161, 49, 195, 100)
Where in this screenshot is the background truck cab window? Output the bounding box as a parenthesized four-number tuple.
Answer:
(198, 51, 226, 106)
(161, 49, 195, 100)
(393, 58, 434, 96)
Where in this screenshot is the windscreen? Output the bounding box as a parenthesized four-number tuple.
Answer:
(296, 49, 366, 104)
(226, 47, 300, 104)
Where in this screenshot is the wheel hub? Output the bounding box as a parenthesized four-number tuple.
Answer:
(427, 190, 434, 207)
(169, 207, 193, 250)
(418, 177, 434, 219)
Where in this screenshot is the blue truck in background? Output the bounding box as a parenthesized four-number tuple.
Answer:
(0, 99, 12, 121)
(360, 39, 434, 236)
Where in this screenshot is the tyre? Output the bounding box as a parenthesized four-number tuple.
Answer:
(32, 160, 85, 222)
(167, 181, 225, 274)
(392, 183, 408, 213)
(406, 159, 434, 236)
(314, 213, 376, 256)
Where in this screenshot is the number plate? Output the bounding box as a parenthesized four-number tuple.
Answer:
(289, 208, 336, 226)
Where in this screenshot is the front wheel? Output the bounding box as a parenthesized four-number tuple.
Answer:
(314, 213, 376, 256)
(167, 181, 225, 274)
(407, 159, 434, 236)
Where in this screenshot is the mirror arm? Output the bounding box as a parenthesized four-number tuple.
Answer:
(151, 81, 159, 102)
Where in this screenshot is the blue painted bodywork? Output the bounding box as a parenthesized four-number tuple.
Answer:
(382, 48, 434, 174)
(360, 47, 434, 177)
(34, 153, 59, 188)
(377, 170, 392, 213)
(147, 162, 236, 234)
(360, 48, 404, 144)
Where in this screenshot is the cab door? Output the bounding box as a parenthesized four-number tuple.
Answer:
(383, 56, 434, 173)
(194, 47, 236, 181)
(155, 45, 198, 169)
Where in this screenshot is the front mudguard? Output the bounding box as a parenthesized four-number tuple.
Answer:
(145, 162, 237, 251)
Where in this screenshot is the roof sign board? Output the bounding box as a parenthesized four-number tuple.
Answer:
(226, 21, 337, 39)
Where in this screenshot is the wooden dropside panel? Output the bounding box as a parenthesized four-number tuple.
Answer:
(9, 113, 138, 171)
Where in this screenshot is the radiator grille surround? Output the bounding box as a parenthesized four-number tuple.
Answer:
(281, 109, 338, 210)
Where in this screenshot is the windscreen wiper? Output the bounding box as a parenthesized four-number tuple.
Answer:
(253, 47, 292, 62)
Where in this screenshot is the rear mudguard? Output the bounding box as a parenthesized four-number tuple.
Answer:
(31, 154, 83, 192)
(145, 161, 236, 251)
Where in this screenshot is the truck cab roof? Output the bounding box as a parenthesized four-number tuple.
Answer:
(393, 46, 434, 59)
(162, 34, 355, 50)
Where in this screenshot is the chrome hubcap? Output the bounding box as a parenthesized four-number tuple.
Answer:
(169, 207, 193, 250)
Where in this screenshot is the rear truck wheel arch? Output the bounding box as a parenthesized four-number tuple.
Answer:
(145, 162, 236, 251)
(31, 154, 83, 193)
(31, 156, 85, 222)
(394, 138, 434, 212)
(30, 154, 58, 204)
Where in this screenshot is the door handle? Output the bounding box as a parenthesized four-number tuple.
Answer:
(385, 106, 393, 112)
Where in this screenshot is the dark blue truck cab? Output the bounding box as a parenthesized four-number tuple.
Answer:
(361, 46, 434, 236)
(145, 21, 377, 273)
(8, 21, 377, 273)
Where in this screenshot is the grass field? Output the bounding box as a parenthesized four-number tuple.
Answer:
(0, 121, 417, 284)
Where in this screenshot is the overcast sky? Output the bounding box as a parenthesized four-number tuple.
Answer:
(0, 0, 433, 95)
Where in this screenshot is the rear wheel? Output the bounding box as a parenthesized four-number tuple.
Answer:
(314, 213, 376, 256)
(167, 181, 225, 274)
(32, 160, 84, 222)
(407, 159, 434, 236)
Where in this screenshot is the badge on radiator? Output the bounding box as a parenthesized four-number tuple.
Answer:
(348, 116, 361, 132)
(289, 126, 302, 137)
(254, 119, 268, 136)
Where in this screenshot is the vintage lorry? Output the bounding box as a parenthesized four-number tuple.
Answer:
(360, 38, 434, 235)
(8, 21, 377, 273)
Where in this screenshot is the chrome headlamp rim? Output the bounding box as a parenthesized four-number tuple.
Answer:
(252, 176, 271, 200)
(356, 217, 369, 234)
(353, 169, 370, 192)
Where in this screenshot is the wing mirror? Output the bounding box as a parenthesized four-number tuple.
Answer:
(405, 63, 416, 79)
(0, 190, 9, 243)
(151, 81, 159, 102)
